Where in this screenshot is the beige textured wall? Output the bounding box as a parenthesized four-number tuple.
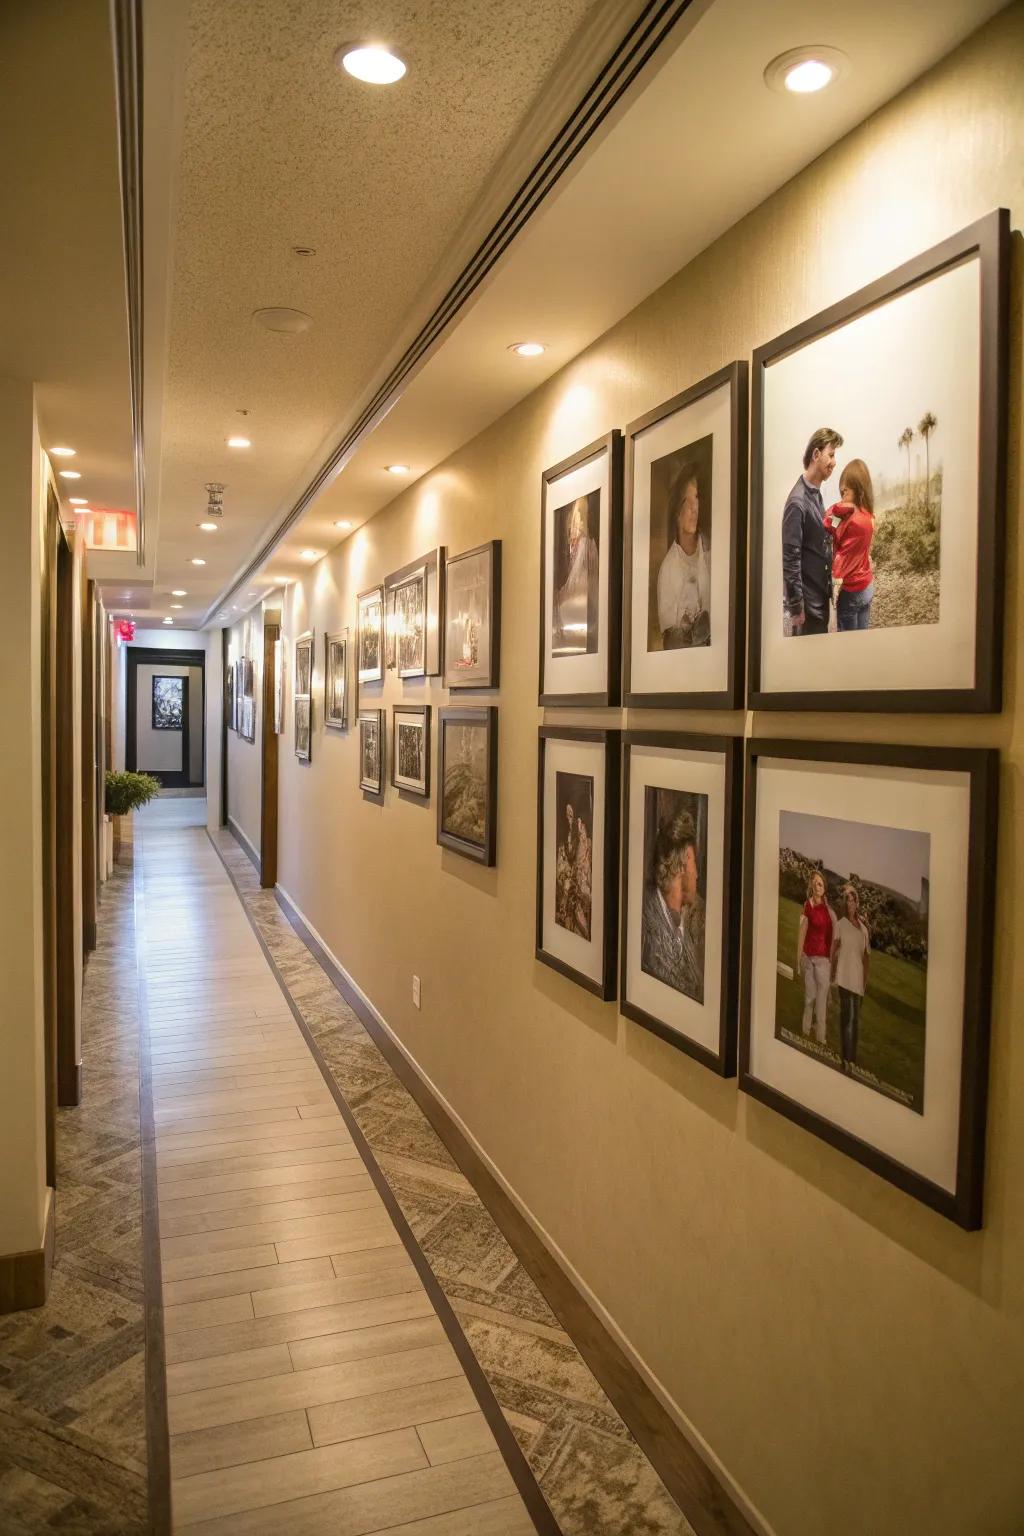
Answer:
(260, 13, 1024, 1534)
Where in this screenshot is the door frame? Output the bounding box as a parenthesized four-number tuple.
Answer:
(126, 647, 206, 787)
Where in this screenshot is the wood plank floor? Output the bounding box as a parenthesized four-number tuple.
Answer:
(137, 821, 535, 1535)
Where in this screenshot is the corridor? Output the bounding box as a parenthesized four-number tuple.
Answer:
(137, 819, 538, 1532)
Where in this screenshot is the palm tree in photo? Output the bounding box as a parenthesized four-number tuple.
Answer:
(917, 412, 937, 509)
(898, 427, 914, 500)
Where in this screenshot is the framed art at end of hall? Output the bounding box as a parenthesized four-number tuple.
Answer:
(539, 430, 623, 707)
(749, 208, 1009, 713)
(740, 738, 998, 1229)
(623, 362, 748, 710)
(620, 732, 742, 1074)
(536, 728, 620, 1001)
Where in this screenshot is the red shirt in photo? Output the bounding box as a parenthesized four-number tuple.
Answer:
(802, 899, 833, 958)
(827, 502, 874, 592)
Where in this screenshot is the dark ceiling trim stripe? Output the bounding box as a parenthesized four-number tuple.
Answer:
(205, 0, 697, 625)
(110, 0, 146, 566)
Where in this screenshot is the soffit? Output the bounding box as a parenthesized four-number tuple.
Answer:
(0, 0, 134, 516)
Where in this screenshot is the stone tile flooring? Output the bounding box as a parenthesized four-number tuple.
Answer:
(213, 829, 696, 1536)
(0, 860, 150, 1534)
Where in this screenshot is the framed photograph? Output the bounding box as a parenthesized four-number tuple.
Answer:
(225, 663, 235, 733)
(391, 566, 427, 678)
(357, 586, 384, 686)
(152, 675, 184, 730)
(392, 704, 430, 797)
(740, 739, 997, 1228)
(294, 631, 313, 699)
(437, 706, 497, 865)
(240, 659, 256, 744)
(621, 733, 742, 1074)
(324, 630, 348, 730)
(539, 431, 622, 706)
(444, 541, 501, 689)
(233, 660, 242, 734)
(273, 638, 284, 735)
(624, 362, 747, 709)
(358, 708, 385, 795)
(750, 209, 1008, 712)
(536, 728, 620, 999)
(294, 695, 311, 762)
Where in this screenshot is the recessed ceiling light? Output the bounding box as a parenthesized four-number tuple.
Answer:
(291, 245, 316, 258)
(163, 617, 174, 625)
(191, 557, 206, 566)
(198, 521, 219, 532)
(69, 497, 88, 506)
(170, 604, 183, 610)
(764, 45, 847, 95)
(227, 436, 251, 449)
(509, 341, 545, 357)
(334, 519, 353, 530)
(385, 464, 410, 476)
(50, 446, 76, 457)
(300, 549, 319, 561)
(171, 589, 187, 596)
(253, 306, 313, 334)
(337, 44, 406, 85)
(59, 469, 82, 479)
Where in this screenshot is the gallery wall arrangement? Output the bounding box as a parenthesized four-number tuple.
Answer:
(258, 204, 1009, 1230)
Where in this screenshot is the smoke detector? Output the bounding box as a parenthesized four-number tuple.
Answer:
(204, 482, 226, 518)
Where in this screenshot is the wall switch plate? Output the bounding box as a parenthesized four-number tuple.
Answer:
(412, 975, 421, 1009)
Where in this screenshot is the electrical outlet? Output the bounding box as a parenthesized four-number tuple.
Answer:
(412, 975, 421, 1010)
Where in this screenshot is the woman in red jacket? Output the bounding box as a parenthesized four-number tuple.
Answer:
(828, 458, 875, 631)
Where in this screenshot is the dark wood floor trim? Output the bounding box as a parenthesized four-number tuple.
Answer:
(131, 844, 173, 1536)
(226, 815, 260, 872)
(207, 831, 560, 1536)
(0, 1192, 55, 1314)
(273, 884, 758, 1536)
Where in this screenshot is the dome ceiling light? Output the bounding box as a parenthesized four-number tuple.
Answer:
(337, 44, 406, 85)
(764, 45, 848, 95)
(253, 307, 313, 334)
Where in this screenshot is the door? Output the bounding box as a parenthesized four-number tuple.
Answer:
(126, 647, 206, 788)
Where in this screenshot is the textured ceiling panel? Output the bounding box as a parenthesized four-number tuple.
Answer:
(156, 0, 603, 608)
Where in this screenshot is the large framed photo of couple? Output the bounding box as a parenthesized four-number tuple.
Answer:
(536, 728, 620, 1000)
(624, 363, 747, 710)
(750, 209, 1009, 712)
(621, 733, 741, 1074)
(740, 740, 997, 1229)
(539, 431, 623, 707)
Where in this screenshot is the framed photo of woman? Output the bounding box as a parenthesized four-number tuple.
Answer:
(749, 209, 1008, 712)
(539, 431, 623, 706)
(624, 363, 747, 709)
(740, 738, 997, 1228)
(536, 728, 620, 1000)
(621, 733, 741, 1073)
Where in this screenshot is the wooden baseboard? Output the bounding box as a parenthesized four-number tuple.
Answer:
(273, 883, 762, 1536)
(0, 1189, 56, 1313)
(58, 1060, 83, 1108)
(226, 816, 260, 873)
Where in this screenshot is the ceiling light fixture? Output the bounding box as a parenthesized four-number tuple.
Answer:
(385, 464, 410, 476)
(763, 45, 847, 95)
(191, 558, 206, 566)
(337, 44, 406, 85)
(198, 522, 219, 532)
(227, 436, 251, 449)
(163, 617, 174, 625)
(50, 446, 76, 457)
(171, 589, 187, 596)
(59, 469, 81, 480)
(253, 306, 313, 334)
(300, 549, 320, 561)
(509, 341, 545, 357)
(69, 497, 88, 506)
(170, 604, 183, 610)
(334, 519, 353, 530)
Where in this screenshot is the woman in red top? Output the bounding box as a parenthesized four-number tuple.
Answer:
(828, 458, 875, 632)
(795, 870, 835, 1044)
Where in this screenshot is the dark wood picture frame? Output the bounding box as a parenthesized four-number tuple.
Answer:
(739, 738, 998, 1229)
(324, 629, 348, 730)
(357, 585, 385, 688)
(358, 707, 385, 797)
(240, 657, 256, 743)
(437, 705, 497, 866)
(150, 674, 184, 731)
(294, 630, 314, 699)
(225, 660, 235, 734)
(620, 732, 742, 1075)
(444, 540, 502, 689)
(294, 696, 312, 763)
(748, 208, 1009, 713)
(536, 727, 620, 1001)
(392, 704, 431, 798)
(539, 429, 623, 707)
(384, 547, 445, 677)
(623, 361, 747, 710)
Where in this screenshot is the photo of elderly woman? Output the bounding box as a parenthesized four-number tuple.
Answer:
(646, 434, 712, 652)
(775, 810, 929, 1113)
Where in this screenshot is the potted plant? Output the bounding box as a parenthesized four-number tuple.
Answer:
(105, 770, 161, 859)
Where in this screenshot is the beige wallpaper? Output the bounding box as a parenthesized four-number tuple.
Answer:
(242, 11, 1024, 1533)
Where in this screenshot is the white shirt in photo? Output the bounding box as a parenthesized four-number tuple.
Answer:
(834, 916, 870, 995)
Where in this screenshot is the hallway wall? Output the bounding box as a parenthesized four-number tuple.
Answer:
(224, 611, 264, 859)
(232, 11, 1024, 1534)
